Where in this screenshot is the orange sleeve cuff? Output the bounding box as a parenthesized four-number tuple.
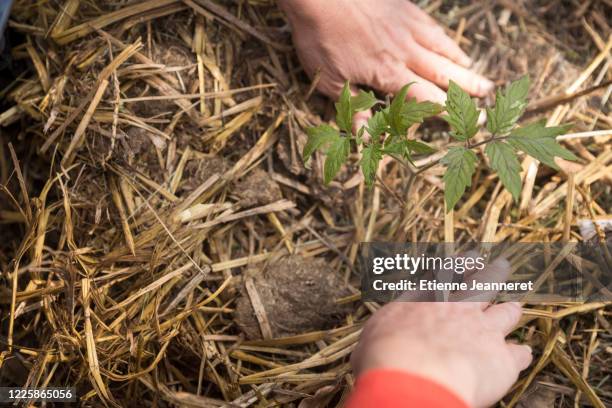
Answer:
(345, 369, 470, 408)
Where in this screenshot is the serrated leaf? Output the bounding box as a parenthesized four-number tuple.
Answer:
(385, 83, 411, 137)
(367, 110, 388, 138)
(323, 136, 350, 184)
(444, 81, 479, 141)
(401, 99, 443, 125)
(440, 146, 478, 211)
(335, 82, 352, 133)
(356, 126, 365, 145)
(351, 90, 377, 112)
(303, 124, 339, 161)
(405, 139, 436, 154)
(382, 141, 411, 164)
(486, 75, 530, 135)
(485, 141, 522, 201)
(508, 120, 576, 169)
(506, 75, 530, 100)
(361, 143, 383, 186)
(382, 139, 434, 163)
(382, 140, 407, 155)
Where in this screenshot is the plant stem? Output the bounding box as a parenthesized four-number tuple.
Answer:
(414, 135, 509, 174)
(387, 153, 413, 172)
(469, 135, 509, 149)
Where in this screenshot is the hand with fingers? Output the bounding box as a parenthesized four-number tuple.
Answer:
(279, 0, 494, 127)
(349, 256, 530, 407)
(350, 300, 532, 408)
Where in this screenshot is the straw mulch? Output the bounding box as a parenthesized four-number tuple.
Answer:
(0, 0, 610, 406)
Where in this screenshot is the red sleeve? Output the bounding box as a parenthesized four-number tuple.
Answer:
(345, 369, 470, 408)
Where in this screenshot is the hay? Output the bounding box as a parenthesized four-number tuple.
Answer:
(0, 0, 610, 406)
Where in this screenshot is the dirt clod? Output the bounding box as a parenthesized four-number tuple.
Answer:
(233, 168, 282, 207)
(179, 156, 229, 194)
(234, 255, 351, 339)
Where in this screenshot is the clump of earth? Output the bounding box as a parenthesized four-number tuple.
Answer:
(234, 255, 351, 339)
(233, 168, 283, 207)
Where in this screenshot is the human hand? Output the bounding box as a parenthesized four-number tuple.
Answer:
(351, 302, 532, 408)
(279, 0, 494, 106)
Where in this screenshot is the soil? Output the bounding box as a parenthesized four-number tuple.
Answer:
(233, 167, 283, 207)
(484, 31, 580, 98)
(234, 255, 351, 339)
(178, 155, 229, 194)
(2, 0, 610, 405)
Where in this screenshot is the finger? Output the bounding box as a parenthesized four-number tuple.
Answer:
(410, 20, 472, 67)
(404, 1, 438, 26)
(507, 343, 533, 371)
(451, 256, 512, 302)
(397, 270, 436, 302)
(406, 42, 494, 96)
(461, 250, 485, 279)
(447, 249, 492, 307)
(350, 85, 373, 137)
(370, 64, 446, 104)
(354, 110, 372, 139)
(316, 76, 345, 100)
(484, 302, 523, 335)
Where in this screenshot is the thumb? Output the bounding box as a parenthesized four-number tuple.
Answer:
(507, 343, 533, 371)
(318, 80, 373, 138)
(350, 85, 373, 141)
(353, 109, 372, 140)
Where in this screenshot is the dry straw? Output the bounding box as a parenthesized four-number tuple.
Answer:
(0, 0, 610, 407)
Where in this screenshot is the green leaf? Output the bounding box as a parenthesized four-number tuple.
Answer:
(508, 120, 576, 169)
(385, 83, 411, 136)
(351, 90, 377, 112)
(356, 126, 365, 145)
(382, 139, 434, 164)
(361, 143, 383, 186)
(323, 136, 350, 184)
(367, 111, 388, 139)
(303, 124, 339, 161)
(381, 140, 406, 154)
(440, 146, 478, 211)
(401, 99, 443, 125)
(382, 141, 412, 164)
(486, 75, 530, 135)
(405, 139, 436, 154)
(444, 81, 479, 141)
(335, 82, 352, 133)
(485, 141, 522, 201)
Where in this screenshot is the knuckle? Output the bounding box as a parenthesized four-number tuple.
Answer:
(432, 70, 449, 86)
(432, 25, 445, 36)
(502, 304, 521, 325)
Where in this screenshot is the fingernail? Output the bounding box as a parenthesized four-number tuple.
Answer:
(461, 54, 473, 67)
(480, 79, 495, 94)
(477, 109, 486, 125)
